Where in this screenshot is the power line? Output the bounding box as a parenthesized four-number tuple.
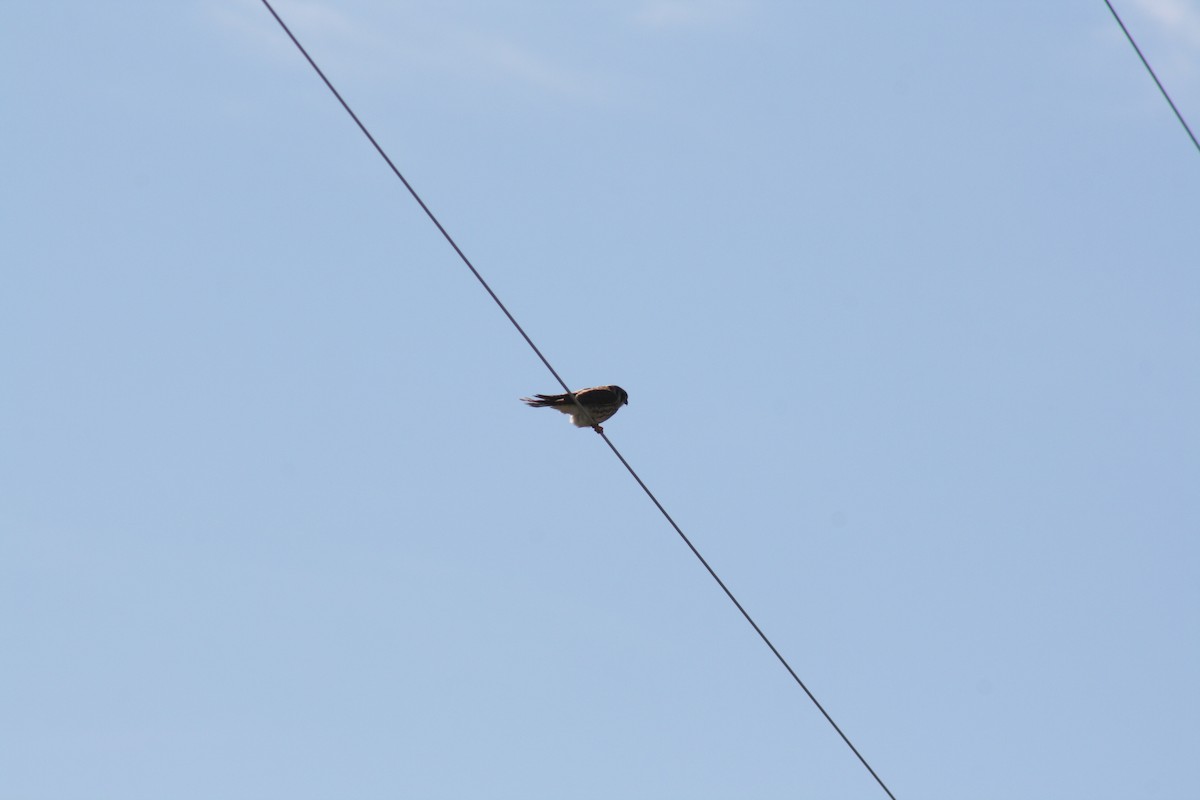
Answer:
(1103, 0, 1200, 156)
(257, 3, 897, 798)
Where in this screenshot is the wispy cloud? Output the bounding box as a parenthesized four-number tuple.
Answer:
(1132, 0, 1200, 49)
(1127, 0, 1200, 87)
(210, 0, 606, 100)
(632, 0, 748, 29)
(452, 32, 597, 96)
(206, 0, 361, 64)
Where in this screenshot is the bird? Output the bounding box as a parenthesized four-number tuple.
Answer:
(520, 385, 629, 433)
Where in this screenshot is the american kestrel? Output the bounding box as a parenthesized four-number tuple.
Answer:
(521, 385, 629, 432)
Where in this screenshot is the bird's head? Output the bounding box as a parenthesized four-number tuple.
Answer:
(609, 385, 629, 405)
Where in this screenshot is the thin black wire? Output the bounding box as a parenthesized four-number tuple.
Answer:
(597, 438, 897, 799)
(1103, 0, 1200, 155)
(259, 3, 896, 798)
(258, 0, 574, 397)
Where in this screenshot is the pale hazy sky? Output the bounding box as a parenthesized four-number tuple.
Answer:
(3, 2, 1198, 798)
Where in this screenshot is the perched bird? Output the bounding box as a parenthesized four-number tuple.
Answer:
(520, 385, 629, 432)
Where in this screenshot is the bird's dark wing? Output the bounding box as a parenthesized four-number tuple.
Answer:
(574, 387, 619, 406)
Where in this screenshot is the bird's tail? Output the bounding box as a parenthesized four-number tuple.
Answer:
(520, 392, 573, 408)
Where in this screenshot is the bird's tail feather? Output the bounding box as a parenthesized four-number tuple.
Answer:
(520, 393, 573, 408)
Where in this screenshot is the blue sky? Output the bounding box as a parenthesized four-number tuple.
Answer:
(3, 1, 1198, 798)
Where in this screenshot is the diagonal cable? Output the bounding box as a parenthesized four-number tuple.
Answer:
(1103, 0, 1200, 155)
(258, 0, 574, 397)
(258, 2, 897, 798)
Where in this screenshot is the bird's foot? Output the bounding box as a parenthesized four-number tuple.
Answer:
(592, 425, 604, 434)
